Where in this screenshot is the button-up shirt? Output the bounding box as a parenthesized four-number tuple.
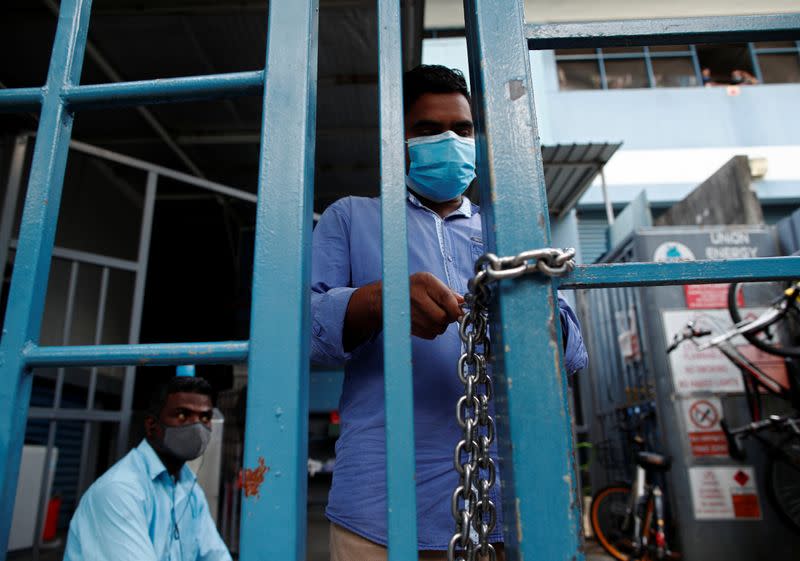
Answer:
(311, 194, 588, 549)
(64, 439, 231, 561)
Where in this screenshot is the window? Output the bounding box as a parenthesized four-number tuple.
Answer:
(555, 41, 800, 90)
(556, 45, 698, 90)
(695, 43, 757, 85)
(752, 41, 800, 84)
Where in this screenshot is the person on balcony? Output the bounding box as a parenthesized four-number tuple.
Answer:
(311, 64, 588, 561)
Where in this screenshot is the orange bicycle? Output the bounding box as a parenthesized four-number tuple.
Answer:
(590, 410, 678, 561)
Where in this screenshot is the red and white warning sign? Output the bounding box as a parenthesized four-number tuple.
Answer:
(683, 283, 745, 310)
(689, 466, 762, 520)
(662, 308, 788, 394)
(681, 397, 728, 457)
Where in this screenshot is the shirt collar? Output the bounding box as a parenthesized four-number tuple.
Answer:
(137, 439, 197, 484)
(406, 191, 475, 218)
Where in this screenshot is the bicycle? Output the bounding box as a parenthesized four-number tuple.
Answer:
(667, 280, 800, 532)
(590, 408, 679, 561)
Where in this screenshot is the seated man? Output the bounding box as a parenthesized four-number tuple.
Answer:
(64, 376, 231, 561)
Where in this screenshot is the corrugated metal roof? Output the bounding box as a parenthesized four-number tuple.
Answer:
(543, 142, 622, 218)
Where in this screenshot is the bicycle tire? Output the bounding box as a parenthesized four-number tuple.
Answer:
(590, 485, 636, 561)
(767, 434, 800, 534)
(728, 282, 800, 358)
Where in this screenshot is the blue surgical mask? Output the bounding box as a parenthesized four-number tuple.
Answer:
(405, 130, 476, 203)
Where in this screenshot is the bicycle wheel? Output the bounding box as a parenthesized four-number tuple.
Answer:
(591, 485, 636, 561)
(767, 435, 800, 533)
(728, 282, 800, 358)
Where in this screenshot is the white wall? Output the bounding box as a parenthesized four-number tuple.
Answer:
(426, 0, 800, 28)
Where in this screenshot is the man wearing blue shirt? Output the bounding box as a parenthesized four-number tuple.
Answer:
(312, 65, 588, 560)
(64, 376, 231, 561)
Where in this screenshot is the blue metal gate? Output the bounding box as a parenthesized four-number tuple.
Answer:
(1, 1, 799, 560)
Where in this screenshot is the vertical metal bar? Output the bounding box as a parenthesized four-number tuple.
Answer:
(0, 1, 93, 554)
(0, 135, 29, 272)
(600, 169, 614, 225)
(464, 1, 581, 559)
(597, 48, 608, 90)
(643, 47, 656, 87)
(32, 261, 79, 560)
(77, 266, 109, 498)
(377, 0, 418, 559)
(748, 42, 765, 83)
(609, 287, 627, 401)
(689, 45, 703, 86)
(116, 171, 157, 458)
(238, 0, 318, 559)
(232, 480, 240, 553)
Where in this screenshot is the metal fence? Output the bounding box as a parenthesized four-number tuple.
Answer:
(0, 132, 261, 557)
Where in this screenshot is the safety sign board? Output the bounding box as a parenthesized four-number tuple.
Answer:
(662, 308, 788, 395)
(683, 283, 744, 310)
(689, 466, 761, 520)
(681, 397, 728, 457)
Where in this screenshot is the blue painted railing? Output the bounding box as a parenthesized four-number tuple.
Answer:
(0, 1, 798, 560)
(378, 1, 418, 559)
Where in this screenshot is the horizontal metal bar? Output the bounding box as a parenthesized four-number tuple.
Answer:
(24, 341, 249, 367)
(27, 407, 123, 422)
(751, 47, 800, 54)
(559, 257, 800, 289)
(9, 240, 139, 272)
(61, 70, 265, 110)
(527, 13, 800, 50)
(0, 87, 43, 112)
(555, 52, 694, 61)
(69, 140, 258, 203)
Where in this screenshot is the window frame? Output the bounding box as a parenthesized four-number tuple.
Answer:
(555, 41, 800, 90)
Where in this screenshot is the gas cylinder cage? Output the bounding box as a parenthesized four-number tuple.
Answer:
(0, 1, 799, 560)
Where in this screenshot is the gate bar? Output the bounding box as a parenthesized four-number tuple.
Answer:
(61, 71, 265, 109)
(0, 71, 264, 112)
(527, 13, 800, 50)
(23, 341, 249, 367)
(238, 0, 318, 559)
(0, 88, 42, 111)
(377, 0, 418, 558)
(465, 1, 581, 559)
(9, 240, 140, 271)
(0, 0, 93, 554)
(559, 257, 800, 289)
(118, 170, 158, 458)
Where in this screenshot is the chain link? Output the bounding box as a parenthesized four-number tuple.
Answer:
(448, 247, 575, 561)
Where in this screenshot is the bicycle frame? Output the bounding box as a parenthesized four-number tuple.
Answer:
(623, 464, 669, 559)
(705, 338, 789, 398)
(627, 464, 647, 545)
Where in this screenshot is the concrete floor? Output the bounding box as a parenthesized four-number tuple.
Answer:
(6, 499, 613, 561)
(6, 534, 614, 561)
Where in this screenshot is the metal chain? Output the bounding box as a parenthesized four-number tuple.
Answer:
(447, 247, 576, 561)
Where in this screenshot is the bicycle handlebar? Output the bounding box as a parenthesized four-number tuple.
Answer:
(667, 322, 712, 353)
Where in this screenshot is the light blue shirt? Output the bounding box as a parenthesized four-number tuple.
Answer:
(311, 194, 588, 549)
(64, 439, 231, 561)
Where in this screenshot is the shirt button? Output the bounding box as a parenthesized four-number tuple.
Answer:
(447, 255, 454, 262)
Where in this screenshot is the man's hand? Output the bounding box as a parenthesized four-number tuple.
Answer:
(343, 272, 463, 351)
(409, 272, 464, 339)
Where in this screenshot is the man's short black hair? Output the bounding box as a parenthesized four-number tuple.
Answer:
(403, 64, 470, 115)
(146, 376, 214, 417)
